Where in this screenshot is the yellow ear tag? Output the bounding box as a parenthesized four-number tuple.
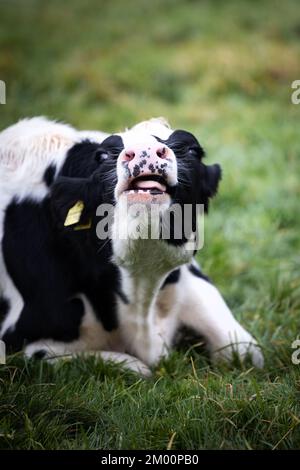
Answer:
(64, 200, 84, 227)
(74, 219, 92, 231)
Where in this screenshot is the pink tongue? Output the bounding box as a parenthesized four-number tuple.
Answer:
(134, 180, 166, 192)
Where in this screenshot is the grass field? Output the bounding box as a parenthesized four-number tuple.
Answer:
(0, 0, 300, 450)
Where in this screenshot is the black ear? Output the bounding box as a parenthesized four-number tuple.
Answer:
(200, 163, 222, 212)
(204, 164, 222, 198)
(49, 173, 103, 229)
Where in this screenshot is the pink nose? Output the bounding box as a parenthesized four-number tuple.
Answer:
(120, 142, 169, 173)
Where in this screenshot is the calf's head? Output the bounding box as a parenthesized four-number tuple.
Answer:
(98, 119, 221, 209)
(51, 118, 221, 267)
(96, 119, 221, 252)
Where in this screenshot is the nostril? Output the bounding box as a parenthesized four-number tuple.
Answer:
(124, 150, 135, 161)
(156, 147, 167, 159)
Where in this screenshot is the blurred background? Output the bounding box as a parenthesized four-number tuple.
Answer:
(0, 0, 300, 353)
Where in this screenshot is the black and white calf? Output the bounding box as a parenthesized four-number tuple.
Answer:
(0, 117, 263, 375)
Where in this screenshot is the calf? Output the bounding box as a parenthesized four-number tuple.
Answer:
(0, 117, 263, 375)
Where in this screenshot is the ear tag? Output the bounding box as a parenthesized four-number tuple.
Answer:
(64, 201, 84, 227)
(74, 219, 92, 231)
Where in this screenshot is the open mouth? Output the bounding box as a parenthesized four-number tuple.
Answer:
(123, 175, 169, 195)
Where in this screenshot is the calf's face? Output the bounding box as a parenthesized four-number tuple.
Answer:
(97, 122, 221, 214)
(91, 122, 222, 255)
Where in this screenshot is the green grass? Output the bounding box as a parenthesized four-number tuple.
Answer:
(0, 0, 300, 450)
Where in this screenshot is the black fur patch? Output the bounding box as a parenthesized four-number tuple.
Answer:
(154, 130, 222, 250)
(2, 201, 85, 349)
(43, 164, 56, 187)
(159, 129, 222, 213)
(60, 140, 104, 178)
(32, 350, 47, 359)
(0, 297, 10, 329)
(1, 135, 126, 352)
(161, 269, 181, 289)
(117, 289, 129, 304)
(188, 264, 211, 283)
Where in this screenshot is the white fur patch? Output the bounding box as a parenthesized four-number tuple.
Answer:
(127, 117, 173, 140)
(177, 266, 264, 367)
(0, 117, 108, 204)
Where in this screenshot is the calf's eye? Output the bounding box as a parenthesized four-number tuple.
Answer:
(188, 148, 199, 157)
(95, 151, 109, 162)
